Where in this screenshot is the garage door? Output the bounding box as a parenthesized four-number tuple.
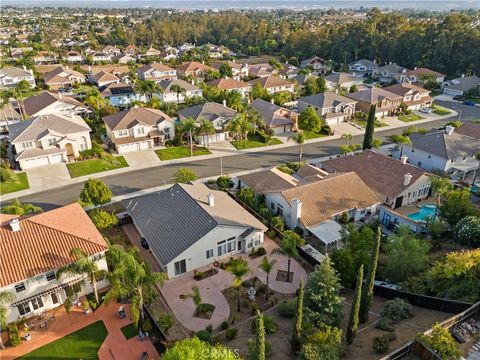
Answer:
(49, 154, 63, 164)
(23, 156, 50, 168)
(138, 142, 149, 150)
(119, 143, 139, 153)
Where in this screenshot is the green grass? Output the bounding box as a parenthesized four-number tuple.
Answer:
(433, 106, 451, 116)
(352, 119, 388, 128)
(398, 114, 425, 122)
(121, 323, 137, 340)
(72, 84, 96, 94)
(18, 320, 108, 360)
(303, 131, 329, 140)
(230, 135, 282, 150)
(66, 157, 128, 178)
(0, 173, 29, 195)
(155, 146, 211, 160)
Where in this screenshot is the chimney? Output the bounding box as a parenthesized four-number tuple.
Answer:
(290, 198, 302, 227)
(461, 74, 465, 78)
(414, 66, 418, 70)
(23, 65, 27, 71)
(445, 125, 455, 135)
(191, 79, 195, 85)
(270, 98, 275, 104)
(9, 218, 20, 232)
(222, 99, 227, 107)
(400, 155, 408, 165)
(207, 193, 215, 207)
(403, 173, 413, 186)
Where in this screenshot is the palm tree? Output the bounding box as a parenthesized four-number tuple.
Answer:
(226, 259, 250, 312)
(134, 80, 157, 102)
(391, 134, 412, 158)
(83, 87, 106, 111)
(0, 291, 16, 349)
(247, 108, 265, 132)
(196, 118, 215, 148)
(180, 117, 198, 156)
(170, 84, 185, 104)
(291, 131, 305, 163)
(56, 248, 107, 304)
(0, 90, 14, 130)
(259, 256, 277, 301)
(273, 230, 304, 282)
(341, 133, 353, 146)
(183, 285, 202, 307)
(12, 80, 35, 119)
(431, 176, 453, 220)
(227, 116, 242, 145)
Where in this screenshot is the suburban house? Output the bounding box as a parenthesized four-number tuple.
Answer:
(33, 52, 58, 64)
(124, 44, 139, 56)
(103, 107, 175, 153)
(383, 83, 433, 110)
(157, 79, 203, 104)
(0, 103, 22, 130)
(292, 73, 318, 86)
(455, 121, 480, 141)
(279, 64, 300, 79)
(324, 72, 363, 91)
(9, 113, 92, 169)
(442, 75, 480, 96)
(177, 102, 237, 145)
(392, 126, 480, 181)
(348, 59, 378, 77)
(43, 66, 86, 90)
(176, 61, 215, 81)
(116, 54, 136, 64)
(297, 92, 357, 125)
(346, 88, 402, 116)
(23, 91, 89, 117)
(251, 98, 297, 134)
(123, 182, 267, 278)
(238, 168, 380, 249)
(136, 63, 177, 83)
(0, 66, 36, 89)
(206, 77, 251, 98)
(101, 82, 145, 107)
(143, 47, 162, 57)
(248, 63, 277, 78)
(321, 150, 432, 209)
(300, 57, 331, 75)
(212, 60, 249, 80)
(400, 67, 446, 84)
(63, 51, 84, 63)
(0, 204, 109, 324)
(90, 52, 112, 63)
(90, 70, 120, 88)
(102, 45, 121, 56)
(248, 75, 295, 95)
(87, 65, 130, 87)
(373, 62, 408, 83)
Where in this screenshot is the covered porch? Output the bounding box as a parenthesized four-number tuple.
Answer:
(307, 219, 344, 254)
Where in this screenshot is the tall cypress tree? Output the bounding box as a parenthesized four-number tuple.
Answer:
(255, 310, 266, 360)
(346, 264, 364, 345)
(293, 278, 304, 351)
(359, 227, 381, 323)
(362, 104, 377, 150)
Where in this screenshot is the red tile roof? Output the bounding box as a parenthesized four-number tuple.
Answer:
(0, 203, 108, 287)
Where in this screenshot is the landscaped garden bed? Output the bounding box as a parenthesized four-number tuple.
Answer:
(101, 225, 133, 249)
(193, 267, 218, 281)
(121, 323, 137, 340)
(248, 246, 267, 259)
(398, 113, 425, 122)
(230, 133, 282, 150)
(155, 146, 211, 160)
(194, 303, 216, 319)
(275, 270, 293, 283)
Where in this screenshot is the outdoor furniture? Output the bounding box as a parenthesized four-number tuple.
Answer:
(24, 333, 31, 341)
(118, 306, 126, 319)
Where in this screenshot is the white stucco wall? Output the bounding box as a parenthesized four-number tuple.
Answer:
(395, 145, 449, 171)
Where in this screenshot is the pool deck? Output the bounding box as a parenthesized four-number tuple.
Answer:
(394, 198, 437, 217)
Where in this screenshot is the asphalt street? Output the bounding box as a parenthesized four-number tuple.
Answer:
(6, 101, 480, 210)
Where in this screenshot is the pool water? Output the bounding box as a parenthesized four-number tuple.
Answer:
(407, 204, 437, 222)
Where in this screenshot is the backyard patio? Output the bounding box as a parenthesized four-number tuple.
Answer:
(160, 237, 307, 332)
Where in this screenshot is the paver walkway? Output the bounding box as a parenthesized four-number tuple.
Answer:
(160, 237, 307, 332)
(1, 302, 160, 360)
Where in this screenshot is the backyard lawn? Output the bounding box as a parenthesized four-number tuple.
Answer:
(66, 157, 128, 178)
(18, 320, 108, 360)
(398, 114, 425, 122)
(231, 135, 282, 150)
(156, 146, 211, 160)
(121, 323, 137, 340)
(0, 172, 29, 194)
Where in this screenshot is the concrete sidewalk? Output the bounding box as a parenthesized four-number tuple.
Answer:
(1, 110, 456, 202)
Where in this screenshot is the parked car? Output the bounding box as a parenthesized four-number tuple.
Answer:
(419, 108, 433, 114)
(453, 95, 463, 100)
(463, 100, 476, 106)
(140, 238, 149, 249)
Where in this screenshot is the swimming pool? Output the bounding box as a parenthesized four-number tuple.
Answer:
(407, 204, 437, 222)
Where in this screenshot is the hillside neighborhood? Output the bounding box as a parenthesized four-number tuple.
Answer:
(0, 4, 480, 360)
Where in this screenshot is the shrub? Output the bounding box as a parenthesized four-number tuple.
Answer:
(380, 298, 413, 324)
(141, 318, 153, 333)
(193, 272, 205, 281)
(89, 209, 118, 230)
(373, 335, 390, 354)
(255, 130, 271, 144)
(255, 247, 266, 256)
(418, 324, 461, 360)
(225, 327, 238, 341)
(376, 317, 394, 332)
(197, 303, 215, 315)
(195, 329, 211, 343)
(454, 216, 480, 247)
(257, 283, 267, 294)
(270, 216, 285, 231)
(158, 314, 175, 334)
(277, 299, 296, 318)
(0, 164, 18, 183)
(250, 302, 259, 315)
(216, 175, 231, 189)
(7, 322, 21, 347)
(221, 320, 230, 330)
(247, 338, 272, 360)
(251, 315, 278, 334)
(277, 165, 293, 175)
(266, 230, 276, 239)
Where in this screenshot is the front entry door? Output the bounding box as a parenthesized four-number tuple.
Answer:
(237, 240, 242, 252)
(394, 196, 403, 209)
(51, 292, 59, 305)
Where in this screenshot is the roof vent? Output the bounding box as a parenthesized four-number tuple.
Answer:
(403, 173, 413, 186)
(9, 218, 20, 232)
(207, 193, 215, 207)
(445, 125, 455, 135)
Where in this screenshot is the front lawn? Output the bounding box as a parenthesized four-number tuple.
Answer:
(0, 172, 29, 195)
(18, 320, 108, 360)
(303, 131, 329, 140)
(432, 106, 451, 116)
(121, 323, 137, 340)
(231, 135, 282, 150)
(351, 118, 388, 128)
(398, 114, 425, 122)
(156, 146, 211, 160)
(66, 157, 128, 178)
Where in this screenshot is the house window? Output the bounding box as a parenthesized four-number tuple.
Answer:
(247, 241, 253, 249)
(174, 259, 186, 276)
(31, 296, 44, 310)
(227, 240, 236, 253)
(418, 162, 422, 167)
(137, 127, 145, 135)
(46, 271, 56, 281)
(79, 136, 88, 151)
(117, 130, 128, 137)
(17, 303, 31, 316)
(217, 244, 226, 256)
(15, 283, 26, 293)
(206, 249, 214, 259)
(277, 204, 283, 216)
(22, 142, 33, 149)
(47, 138, 56, 146)
(255, 239, 261, 246)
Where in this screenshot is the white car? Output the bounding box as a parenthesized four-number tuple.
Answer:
(419, 108, 433, 114)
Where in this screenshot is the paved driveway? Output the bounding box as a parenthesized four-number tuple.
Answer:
(331, 122, 364, 136)
(122, 150, 161, 168)
(26, 163, 71, 190)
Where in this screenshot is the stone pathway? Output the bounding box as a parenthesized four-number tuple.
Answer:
(466, 339, 480, 360)
(1, 302, 160, 360)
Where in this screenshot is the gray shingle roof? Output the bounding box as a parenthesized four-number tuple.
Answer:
(298, 92, 356, 109)
(177, 102, 237, 122)
(251, 98, 296, 128)
(443, 76, 480, 92)
(103, 107, 173, 131)
(158, 78, 199, 93)
(23, 91, 85, 116)
(324, 72, 358, 84)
